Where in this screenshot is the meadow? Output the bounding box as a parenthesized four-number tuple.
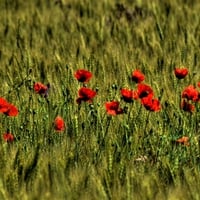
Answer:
(1, 0, 200, 199)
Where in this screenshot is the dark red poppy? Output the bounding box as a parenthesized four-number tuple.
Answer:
(176, 136, 189, 146)
(76, 87, 96, 104)
(141, 94, 161, 112)
(181, 99, 195, 113)
(74, 69, 92, 83)
(4, 104, 18, 117)
(182, 85, 198, 102)
(197, 82, 200, 88)
(105, 101, 123, 115)
(34, 82, 49, 96)
(54, 116, 65, 132)
(132, 70, 145, 83)
(136, 83, 154, 99)
(174, 68, 188, 79)
(3, 133, 14, 142)
(0, 97, 9, 113)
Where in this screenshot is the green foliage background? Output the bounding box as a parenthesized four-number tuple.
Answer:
(1, 0, 200, 199)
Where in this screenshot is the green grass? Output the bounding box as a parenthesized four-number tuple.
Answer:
(1, 0, 200, 199)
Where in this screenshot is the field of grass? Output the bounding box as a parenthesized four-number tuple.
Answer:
(1, 0, 200, 199)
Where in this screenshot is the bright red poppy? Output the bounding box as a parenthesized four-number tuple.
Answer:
(120, 89, 134, 102)
(3, 133, 14, 142)
(132, 70, 145, 83)
(174, 68, 188, 79)
(105, 101, 123, 115)
(136, 83, 154, 99)
(0, 97, 9, 113)
(181, 100, 195, 113)
(176, 136, 189, 146)
(182, 85, 198, 102)
(141, 94, 161, 112)
(0, 98, 18, 117)
(34, 82, 49, 96)
(4, 104, 18, 117)
(54, 116, 65, 132)
(74, 69, 92, 83)
(76, 87, 97, 104)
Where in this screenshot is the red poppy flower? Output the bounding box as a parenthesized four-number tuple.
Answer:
(176, 136, 189, 146)
(34, 82, 49, 96)
(74, 69, 92, 83)
(76, 87, 96, 104)
(174, 68, 188, 79)
(0, 98, 18, 117)
(181, 100, 195, 113)
(105, 101, 123, 115)
(4, 104, 18, 117)
(182, 85, 198, 102)
(120, 89, 134, 102)
(132, 70, 145, 83)
(3, 133, 14, 142)
(197, 82, 200, 88)
(136, 83, 154, 99)
(54, 116, 65, 132)
(141, 94, 161, 112)
(0, 97, 9, 113)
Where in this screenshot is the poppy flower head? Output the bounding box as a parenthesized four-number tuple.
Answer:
(174, 68, 188, 79)
(74, 69, 92, 83)
(176, 136, 189, 146)
(34, 82, 49, 97)
(4, 104, 18, 117)
(120, 88, 134, 102)
(137, 83, 154, 99)
(0, 97, 9, 113)
(141, 94, 161, 112)
(181, 99, 195, 113)
(54, 116, 65, 132)
(76, 87, 97, 104)
(105, 101, 123, 115)
(132, 70, 145, 83)
(3, 133, 14, 142)
(182, 85, 198, 102)
(0, 98, 18, 117)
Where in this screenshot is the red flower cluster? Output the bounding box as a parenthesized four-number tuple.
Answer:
(105, 101, 123, 115)
(74, 69, 92, 83)
(174, 68, 188, 79)
(34, 82, 49, 97)
(3, 133, 14, 142)
(0, 97, 18, 117)
(76, 87, 97, 104)
(54, 116, 65, 132)
(118, 70, 161, 113)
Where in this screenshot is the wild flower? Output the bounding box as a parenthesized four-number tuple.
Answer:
(182, 85, 198, 102)
(141, 94, 161, 112)
(176, 136, 189, 146)
(3, 133, 14, 142)
(174, 68, 188, 79)
(132, 69, 145, 83)
(34, 82, 49, 97)
(0, 97, 18, 116)
(76, 87, 97, 104)
(105, 101, 123, 115)
(74, 69, 92, 83)
(54, 116, 65, 132)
